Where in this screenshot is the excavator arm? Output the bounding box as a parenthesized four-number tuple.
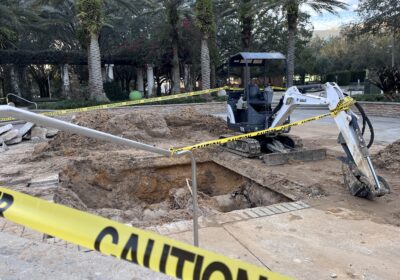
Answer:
(271, 83, 390, 199)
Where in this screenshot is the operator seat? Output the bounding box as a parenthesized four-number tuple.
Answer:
(248, 84, 261, 101)
(248, 84, 268, 111)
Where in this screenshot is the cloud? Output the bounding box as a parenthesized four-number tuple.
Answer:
(307, 0, 360, 31)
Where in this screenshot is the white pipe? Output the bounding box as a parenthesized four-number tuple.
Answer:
(0, 105, 200, 246)
(0, 106, 170, 156)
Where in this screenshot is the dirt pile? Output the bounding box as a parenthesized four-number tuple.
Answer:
(373, 139, 400, 171)
(36, 108, 228, 156)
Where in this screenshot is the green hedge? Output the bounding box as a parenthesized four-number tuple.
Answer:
(325, 70, 366, 86)
(326, 71, 351, 85)
(104, 81, 129, 101)
(353, 94, 400, 102)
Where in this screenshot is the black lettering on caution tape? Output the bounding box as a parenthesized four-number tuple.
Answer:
(0, 187, 289, 279)
(93, 225, 273, 280)
(0, 191, 14, 217)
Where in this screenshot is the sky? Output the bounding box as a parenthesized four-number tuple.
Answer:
(304, 0, 360, 31)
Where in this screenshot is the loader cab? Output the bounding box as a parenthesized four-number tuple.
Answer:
(226, 52, 286, 133)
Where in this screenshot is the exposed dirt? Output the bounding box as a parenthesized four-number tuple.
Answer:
(373, 139, 400, 172)
(55, 157, 287, 227)
(33, 108, 229, 157)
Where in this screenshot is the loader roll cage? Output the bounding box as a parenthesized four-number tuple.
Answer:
(227, 52, 287, 90)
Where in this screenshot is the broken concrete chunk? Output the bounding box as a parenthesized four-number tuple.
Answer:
(46, 128, 59, 138)
(5, 135, 22, 145)
(0, 124, 13, 135)
(31, 127, 48, 140)
(28, 174, 59, 188)
(0, 145, 8, 152)
(18, 122, 35, 137)
(0, 139, 8, 152)
(0, 129, 19, 142)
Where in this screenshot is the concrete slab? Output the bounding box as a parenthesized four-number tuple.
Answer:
(168, 226, 267, 267)
(0, 124, 13, 135)
(0, 231, 172, 280)
(27, 174, 59, 188)
(18, 122, 34, 137)
(222, 208, 400, 280)
(5, 135, 22, 145)
(0, 129, 18, 142)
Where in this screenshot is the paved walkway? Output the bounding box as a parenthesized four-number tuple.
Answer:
(1, 201, 399, 280)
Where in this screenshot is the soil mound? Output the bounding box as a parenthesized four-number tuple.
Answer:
(35, 108, 228, 156)
(373, 140, 400, 171)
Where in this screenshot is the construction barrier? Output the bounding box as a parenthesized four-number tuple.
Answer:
(0, 87, 228, 122)
(0, 187, 291, 280)
(170, 96, 356, 153)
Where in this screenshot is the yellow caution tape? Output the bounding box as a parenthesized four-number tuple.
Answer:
(0, 87, 227, 122)
(170, 97, 356, 153)
(0, 187, 291, 280)
(0, 117, 15, 122)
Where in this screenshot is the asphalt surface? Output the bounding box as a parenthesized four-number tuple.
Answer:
(214, 108, 400, 145)
(290, 110, 400, 144)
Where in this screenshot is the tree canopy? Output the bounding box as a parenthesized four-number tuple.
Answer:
(0, 0, 398, 101)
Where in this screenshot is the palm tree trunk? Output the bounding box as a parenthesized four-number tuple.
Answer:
(146, 64, 155, 97)
(61, 64, 72, 99)
(171, 42, 181, 93)
(88, 32, 109, 102)
(286, 3, 298, 88)
(211, 64, 216, 88)
(391, 31, 395, 67)
(184, 64, 193, 92)
(287, 27, 296, 87)
(10, 65, 21, 96)
(136, 67, 144, 93)
(200, 35, 211, 90)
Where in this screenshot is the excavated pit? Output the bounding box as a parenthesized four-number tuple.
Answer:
(56, 157, 290, 227)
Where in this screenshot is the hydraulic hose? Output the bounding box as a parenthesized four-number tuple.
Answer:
(347, 95, 374, 148)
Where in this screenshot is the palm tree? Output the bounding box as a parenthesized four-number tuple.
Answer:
(249, 0, 347, 87)
(284, 0, 347, 87)
(149, 0, 186, 93)
(35, 0, 150, 101)
(0, 1, 42, 96)
(195, 0, 215, 90)
(166, 0, 186, 93)
(75, 0, 109, 102)
(0, 1, 42, 49)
